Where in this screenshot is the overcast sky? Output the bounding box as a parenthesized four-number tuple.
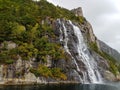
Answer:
(47, 0, 120, 52)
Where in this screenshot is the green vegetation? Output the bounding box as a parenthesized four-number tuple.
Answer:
(0, 0, 74, 63)
(0, 0, 74, 79)
(0, 48, 18, 64)
(30, 65, 67, 80)
(17, 43, 38, 60)
(78, 16, 86, 24)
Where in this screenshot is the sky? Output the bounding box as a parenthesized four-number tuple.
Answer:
(46, 0, 120, 52)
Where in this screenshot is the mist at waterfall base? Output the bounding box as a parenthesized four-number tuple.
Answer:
(0, 83, 119, 90)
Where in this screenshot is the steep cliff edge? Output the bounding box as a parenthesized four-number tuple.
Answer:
(0, 0, 120, 85)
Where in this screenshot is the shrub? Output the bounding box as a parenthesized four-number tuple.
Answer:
(30, 65, 67, 80)
(17, 43, 38, 60)
(51, 68, 67, 80)
(37, 65, 53, 78)
(4, 59, 14, 64)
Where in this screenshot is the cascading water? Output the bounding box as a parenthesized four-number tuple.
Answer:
(57, 19, 102, 83)
(58, 20, 82, 82)
(69, 21, 102, 83)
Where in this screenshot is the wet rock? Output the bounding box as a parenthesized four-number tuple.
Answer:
(104, 71, 116, 81)
(98, 40, 120, 63)
(67, 69, 81, 82)
(116, 74, 120, 81)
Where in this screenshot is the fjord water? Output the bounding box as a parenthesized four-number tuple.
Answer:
(0, 84, 119, 90)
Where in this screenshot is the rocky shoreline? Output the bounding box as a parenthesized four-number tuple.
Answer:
(0, 78, 80, 85)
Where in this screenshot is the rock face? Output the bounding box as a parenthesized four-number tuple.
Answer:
(24, 72, 37, 83)
(104, 71, 116, 81)
(98, 40, 120, 62)
(56, 19, 105, 83)
(71, 7, 83, 17)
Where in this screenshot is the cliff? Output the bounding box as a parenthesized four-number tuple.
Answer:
(0, 0, 120, 85)
(98, 40, 120, 63)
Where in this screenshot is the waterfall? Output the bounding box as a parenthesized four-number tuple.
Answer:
(58, 20, 82, 82)
(69, 21, 102, 83)
(57, 19, 102, 83)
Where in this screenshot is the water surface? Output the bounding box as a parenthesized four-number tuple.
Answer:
(0, 83, 118, 90)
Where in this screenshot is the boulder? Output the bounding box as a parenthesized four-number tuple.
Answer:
(24, 72, 37, 83)
(104, 71, 116, 81)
